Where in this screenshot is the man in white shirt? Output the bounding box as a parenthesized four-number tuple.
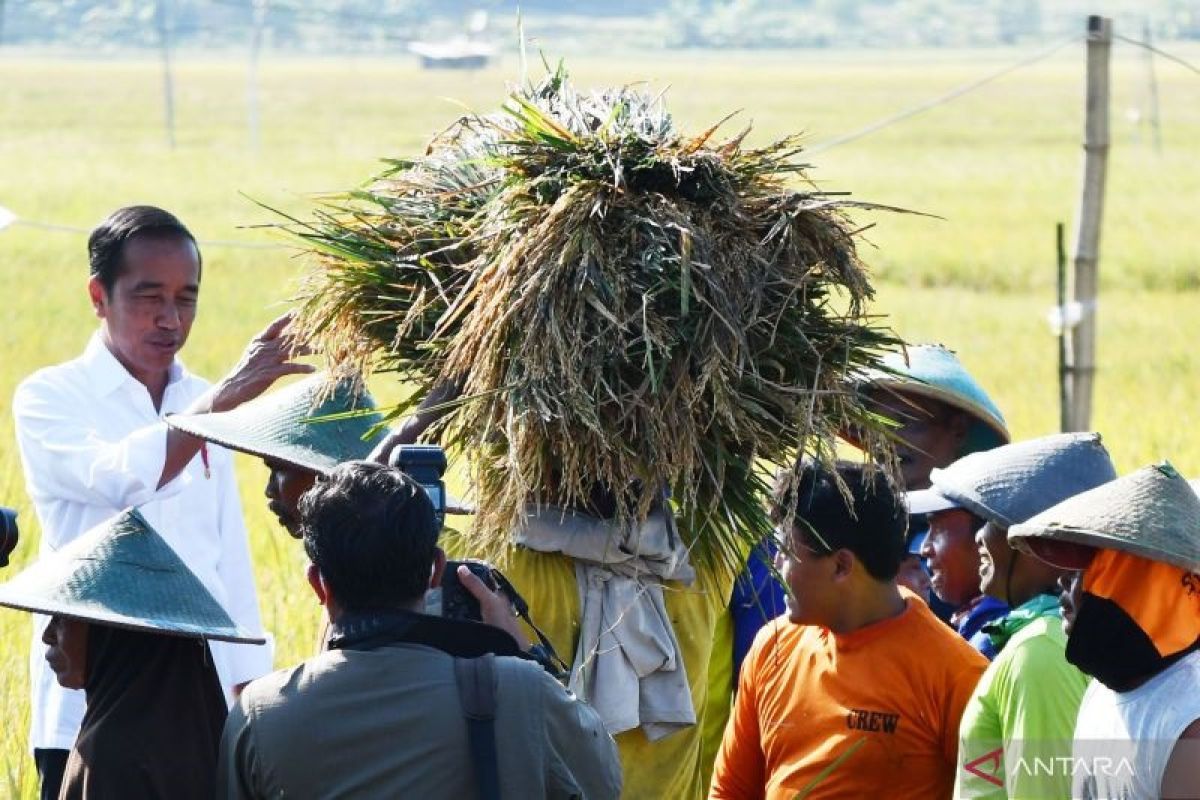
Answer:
(12, 205, 313, 800)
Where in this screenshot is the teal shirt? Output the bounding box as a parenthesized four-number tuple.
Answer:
(954, 595, 1089, 799)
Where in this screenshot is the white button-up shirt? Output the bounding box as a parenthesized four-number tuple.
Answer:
(13, 333, 272, 751)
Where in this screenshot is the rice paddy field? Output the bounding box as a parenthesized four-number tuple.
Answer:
(1, 44, 1197, 795)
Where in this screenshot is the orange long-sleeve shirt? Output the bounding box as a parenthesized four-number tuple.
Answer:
(711, 597, 986, 800)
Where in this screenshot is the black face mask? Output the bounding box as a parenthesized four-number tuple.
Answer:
(1066, 592, 1200, 690)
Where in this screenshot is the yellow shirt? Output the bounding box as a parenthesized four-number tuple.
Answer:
(503, 546, 735, 800)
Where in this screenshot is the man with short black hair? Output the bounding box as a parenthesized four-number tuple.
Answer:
(710, 460, 987, 799)
(14, 205, 310, 799)
(918, 505, 1005, 658)
(218, 461, 622, 799)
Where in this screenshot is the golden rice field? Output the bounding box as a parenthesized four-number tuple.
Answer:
(0, 45, 1197, 796)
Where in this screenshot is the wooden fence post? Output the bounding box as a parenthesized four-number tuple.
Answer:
(1065, 15, 1111, 432)
(155, 0, 176, 150)
(1057, 222, 1069, 432)
(1143, 18, 1163, 152)
(247, 0, 269, 153)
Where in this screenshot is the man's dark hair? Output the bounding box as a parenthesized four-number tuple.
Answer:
(88, 205, 201, 293)
(300, 461, 440, 611)
(770, 459, 907, 581)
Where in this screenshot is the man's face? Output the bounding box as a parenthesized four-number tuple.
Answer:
(895, 554, 931, 602)
(775, 527, 838, 626)
(264, 458, 319, 538)
(870, 392, 968, 490)
(88, 235, 200, 388)
(975, 520, 1013, 601)
(42, 615, 89, 689)
(1058, 570, 1084, 636)
(921, 508, 984, 606)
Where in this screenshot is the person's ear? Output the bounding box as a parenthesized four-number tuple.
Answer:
(87, 276, 107, 319)
(832, 549, 856, 581)
(306, 563, 329, 606)
(428, 547, 447, 590)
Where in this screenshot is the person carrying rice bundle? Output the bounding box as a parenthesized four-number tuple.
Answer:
(283, 67, 902, 798)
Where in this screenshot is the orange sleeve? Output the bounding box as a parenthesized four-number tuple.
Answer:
(709, 631, 767, 800)
(940, 653, 986, 766)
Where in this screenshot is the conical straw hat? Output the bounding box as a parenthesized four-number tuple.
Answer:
(913, 432, 1116, 527)
(168, 373, 386, 476)
(0, 509, 265, 643)
(865, 344, 1009, 455)
(1010, 462, 1200, 573)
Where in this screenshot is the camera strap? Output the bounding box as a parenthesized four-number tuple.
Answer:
(490, 571, 571, 677)
(454, 654, 501, 800)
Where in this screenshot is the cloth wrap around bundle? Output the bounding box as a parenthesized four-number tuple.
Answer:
(515, 506, 697, 741)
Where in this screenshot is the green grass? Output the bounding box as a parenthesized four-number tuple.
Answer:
(1, 46, 1198, 796)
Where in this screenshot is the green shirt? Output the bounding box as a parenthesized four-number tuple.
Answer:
(954, 595, 1089, 799)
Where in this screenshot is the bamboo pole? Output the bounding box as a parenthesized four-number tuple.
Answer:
(247, 0, 269, 153)
(1143, 19, 1162, 153)
(1065, 15, 1111, 432)
(155, 0, 176, 150)
(1057, 222, 1069, 432)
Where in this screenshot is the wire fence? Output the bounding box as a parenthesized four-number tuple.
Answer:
(3, 28, 1198, 247)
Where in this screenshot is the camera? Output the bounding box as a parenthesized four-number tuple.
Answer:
(0, 507, 18, 568)
(436, 559, 569, 679)
(437, 559, 523, 622)
(388, 445, 448, 526)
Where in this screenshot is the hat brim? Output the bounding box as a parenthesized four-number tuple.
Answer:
(869, 380, 1010, 452)
(168, 412, 350, 476)
(905, 488, 962, 515)
(0, 591, 266, 645)
(172, 412, 479, 515)
(1010, 524, 1198, 574)
(1016, 537, 1098, 570)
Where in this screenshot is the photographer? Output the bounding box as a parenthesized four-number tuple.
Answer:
(218, 461, 621, 799)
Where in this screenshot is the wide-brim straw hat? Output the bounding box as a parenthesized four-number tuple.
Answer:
(167, 373, 386, 476)
(863, 344, 1009, 456)
(905, 432, 1116, 527)
(0, 509, 265, 643)
(1010, 462, 1200, 573)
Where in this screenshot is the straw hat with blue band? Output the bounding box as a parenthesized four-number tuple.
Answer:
(863, 344, 1010, 457)
(904, 432, 1117, 528)
(0, 508, 264, 644)
(1009, 462, 1200, 573)
(166, 373, 387, 476)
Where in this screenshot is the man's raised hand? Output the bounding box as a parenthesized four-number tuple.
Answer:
(211, 312, 315, 413)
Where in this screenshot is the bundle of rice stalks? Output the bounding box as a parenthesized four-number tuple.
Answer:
(285, 66, 903, 576)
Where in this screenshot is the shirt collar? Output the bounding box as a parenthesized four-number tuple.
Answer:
(81, 331, 187, 399)
(982, 592, 1060, 651)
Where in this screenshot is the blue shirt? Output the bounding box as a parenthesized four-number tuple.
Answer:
(957, 595, 1009, 660)
(729, 539, 786, 676)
